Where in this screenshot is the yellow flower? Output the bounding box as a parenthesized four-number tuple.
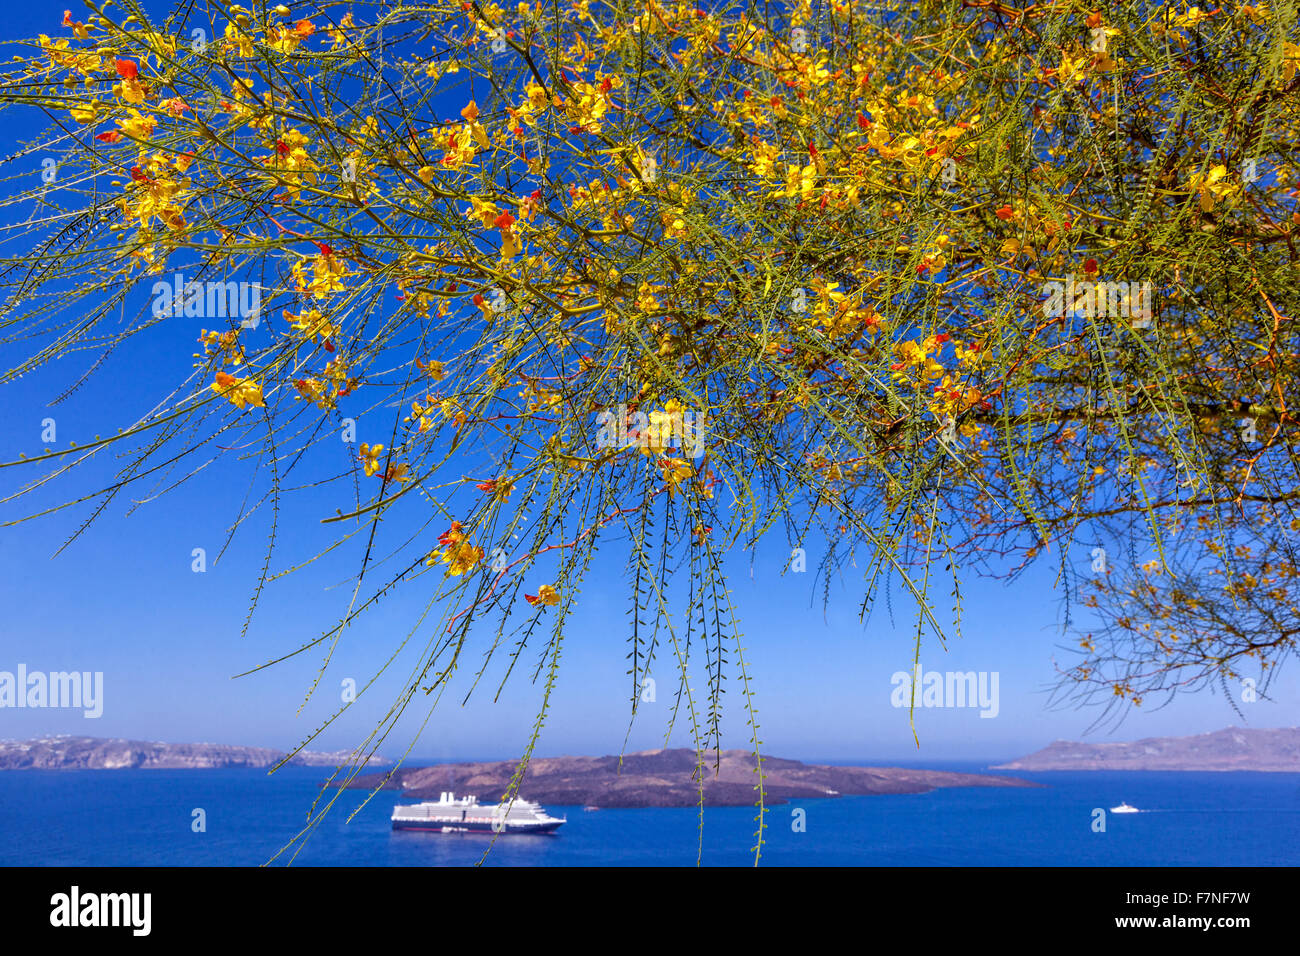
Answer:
(501, 227, 521, 259)
(265, 128, 318, 199)
(426, 525, 483, 576)
(118, 109, 156, 141)
(1285, 41, 1300, 84)
(409, 398, 435, 432)
(781, 163, 817, 200)
(1187, 164, 1238, 212)
(200, 328, 245, 365)
(749, 143, 780, 179)
(293, 376, 331, 409)
(115, 77, 147, 105)
(659, 456, 693, 494)
(224, 22, 258, 57)
(446, 543, 483, 576)
(523, 81, 550, 115)
(526, 584, 560, 606)
(294, 252, 348, 299)
(211, 371, 264, 409)
(287, 308, 339, 343)
(329, 12, 358, 50)
(439, 126, 478, 169)
(890, 339, 945, 384)
(520, 380, 561, 413)
(1173, 6, 1213, 30)
(358, 442, 385, 477)
(641, 400, 687, 454)
(70, 103, 99, 125)
(441, 397, 468, 429)
(563, 78, 618, 133)
(416, 358, 445, 380)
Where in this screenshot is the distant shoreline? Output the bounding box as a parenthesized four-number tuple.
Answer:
(994, 726, 1300, 772)
(11, 726, 1296, 778)
(0, 736, 386, 770)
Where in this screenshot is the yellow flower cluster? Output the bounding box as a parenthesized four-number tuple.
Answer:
(210, 371, 264, 409)
(292, 252, 349, 300)
(426, 522, 484, 577)
(890, 335, 947, 385)
(287, 308, 339, 344)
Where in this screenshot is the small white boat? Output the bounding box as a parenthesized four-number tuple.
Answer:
(1110, 802, 1140, 814)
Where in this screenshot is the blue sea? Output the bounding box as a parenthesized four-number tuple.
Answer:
(2, 763, 1297, 866)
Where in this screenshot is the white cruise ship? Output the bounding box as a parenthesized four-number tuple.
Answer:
(391, 791, 566, 834)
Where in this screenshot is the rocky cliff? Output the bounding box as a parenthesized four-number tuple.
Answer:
(993, 726, 1300, 771)
(0, 735, 386, 769)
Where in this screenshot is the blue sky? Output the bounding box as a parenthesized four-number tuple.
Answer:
(3, 322, 1292, 762)
(1, 1, 1296, 765)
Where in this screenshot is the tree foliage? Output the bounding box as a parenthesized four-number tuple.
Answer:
(2, 0, 1299, 861)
